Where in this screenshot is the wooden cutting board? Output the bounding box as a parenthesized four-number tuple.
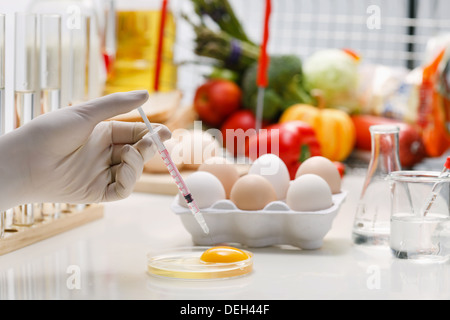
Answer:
(134, 164, 250, 195)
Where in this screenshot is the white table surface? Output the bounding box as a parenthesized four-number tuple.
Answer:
(0, 170, 449, 300)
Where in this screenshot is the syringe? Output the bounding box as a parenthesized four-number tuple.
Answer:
(137, 107, 210, 234)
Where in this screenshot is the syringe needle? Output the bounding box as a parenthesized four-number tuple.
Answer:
(137, 106, 210, 235)
(186, 197, 210, 235)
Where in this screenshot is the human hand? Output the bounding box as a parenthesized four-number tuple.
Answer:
(0, 91, 171, 211)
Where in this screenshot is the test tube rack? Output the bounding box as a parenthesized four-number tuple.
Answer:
(0, 204, 103, 256)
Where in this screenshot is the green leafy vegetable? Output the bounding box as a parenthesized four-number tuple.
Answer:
(241, 55, 313, 122)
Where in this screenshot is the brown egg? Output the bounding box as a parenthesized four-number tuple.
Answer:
(230, 174, 277, 211)
(198, 157, 240, 198)
(295, 156, 341, 194)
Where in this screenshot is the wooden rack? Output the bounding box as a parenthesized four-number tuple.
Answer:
(0, 204, 104, 256)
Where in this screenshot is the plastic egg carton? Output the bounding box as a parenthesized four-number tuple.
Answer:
(171, 191, 347, 250)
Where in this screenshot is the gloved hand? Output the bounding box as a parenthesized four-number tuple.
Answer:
(0, 90, 171, 212)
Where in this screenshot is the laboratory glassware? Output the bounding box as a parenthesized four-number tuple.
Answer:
(65, 14, 88, 106)
(101, 0, 116, 76)
(0, 14, 5, 238)
(29, 0, 104, 106)
(422, 156, 450, 216)
(0, 13, 5, 136)
(352, 125, 401, 246)
(40, 14, 61, 114)
(13, 12, 39, 226)
(39, 14, 63, 218)
(389, 171, 450, 262)
(14, 12, 38, 128)
(104, 0, 178, 94)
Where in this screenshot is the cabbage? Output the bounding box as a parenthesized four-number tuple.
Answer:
(303, 49, 360, 113)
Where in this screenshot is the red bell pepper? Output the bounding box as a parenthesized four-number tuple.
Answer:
(333, 161, 346, 178)
(245, 121, 322, 179)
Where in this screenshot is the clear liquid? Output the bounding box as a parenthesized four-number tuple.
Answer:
(390, 214, 450, 261)
(0, 88, 5, 135)
(352, 222, 390, 246)
(13, 203, 35, 226)
(41, 88, 60, 114)
(14, 91, 35, 128)
(352, 199, 391, 246)
(0, 211, 4, 239)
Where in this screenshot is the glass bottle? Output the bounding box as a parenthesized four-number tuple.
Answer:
(104, 0, 178, 94)
(352, 125, 402, 246)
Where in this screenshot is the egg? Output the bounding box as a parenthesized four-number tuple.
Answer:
(249, 154, 290, 200)
(230, 174, 277, 211)
(177, 171, 226, 209)
(198, 157, 240, 198)
(180, 129, 222, 170)
(287, 174, 333, 211)
(200, 246, 250, 263)
(295, 156, 341, 194)
(144, 138, 184, 173)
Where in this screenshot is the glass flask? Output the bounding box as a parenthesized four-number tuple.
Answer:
(352, 125, 402, 246)
(104, 0, 178, 94)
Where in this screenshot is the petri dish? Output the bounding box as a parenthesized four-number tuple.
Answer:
(147, 246, 253, 280)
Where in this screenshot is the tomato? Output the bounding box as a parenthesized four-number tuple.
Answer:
(194, 79, 242, 127)
(221, 110, 256, 156)
(351, 115, 426, 168)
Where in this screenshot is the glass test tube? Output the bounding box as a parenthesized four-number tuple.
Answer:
(67, 15, 89, 212)
(40, 14, 62, 219)
(0, 13, 5, 135)
(40, 14, 61, 114)
(102, 0, 116, 75)
(14, 12, 37, 128)
(65, 14, 88, 106)
(0, 210, 4, 239)
(0, 14, 5, 238)
(13, 13, 38, 226)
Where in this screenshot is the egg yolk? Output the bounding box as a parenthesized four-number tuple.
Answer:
(200, 246, 250, 263)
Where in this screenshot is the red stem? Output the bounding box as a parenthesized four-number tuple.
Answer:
(154, 0, 168, 92)
(257, 0, 271, 88)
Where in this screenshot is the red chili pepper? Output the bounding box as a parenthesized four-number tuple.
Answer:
(245, 121, 322, 179)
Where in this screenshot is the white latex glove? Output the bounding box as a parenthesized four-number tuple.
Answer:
(0, 90, 171, 212)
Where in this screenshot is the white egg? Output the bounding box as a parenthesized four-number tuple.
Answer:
(249, 154, 290, 200)
(286, 174, 333, 211)
(177, 171, 226, 209)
